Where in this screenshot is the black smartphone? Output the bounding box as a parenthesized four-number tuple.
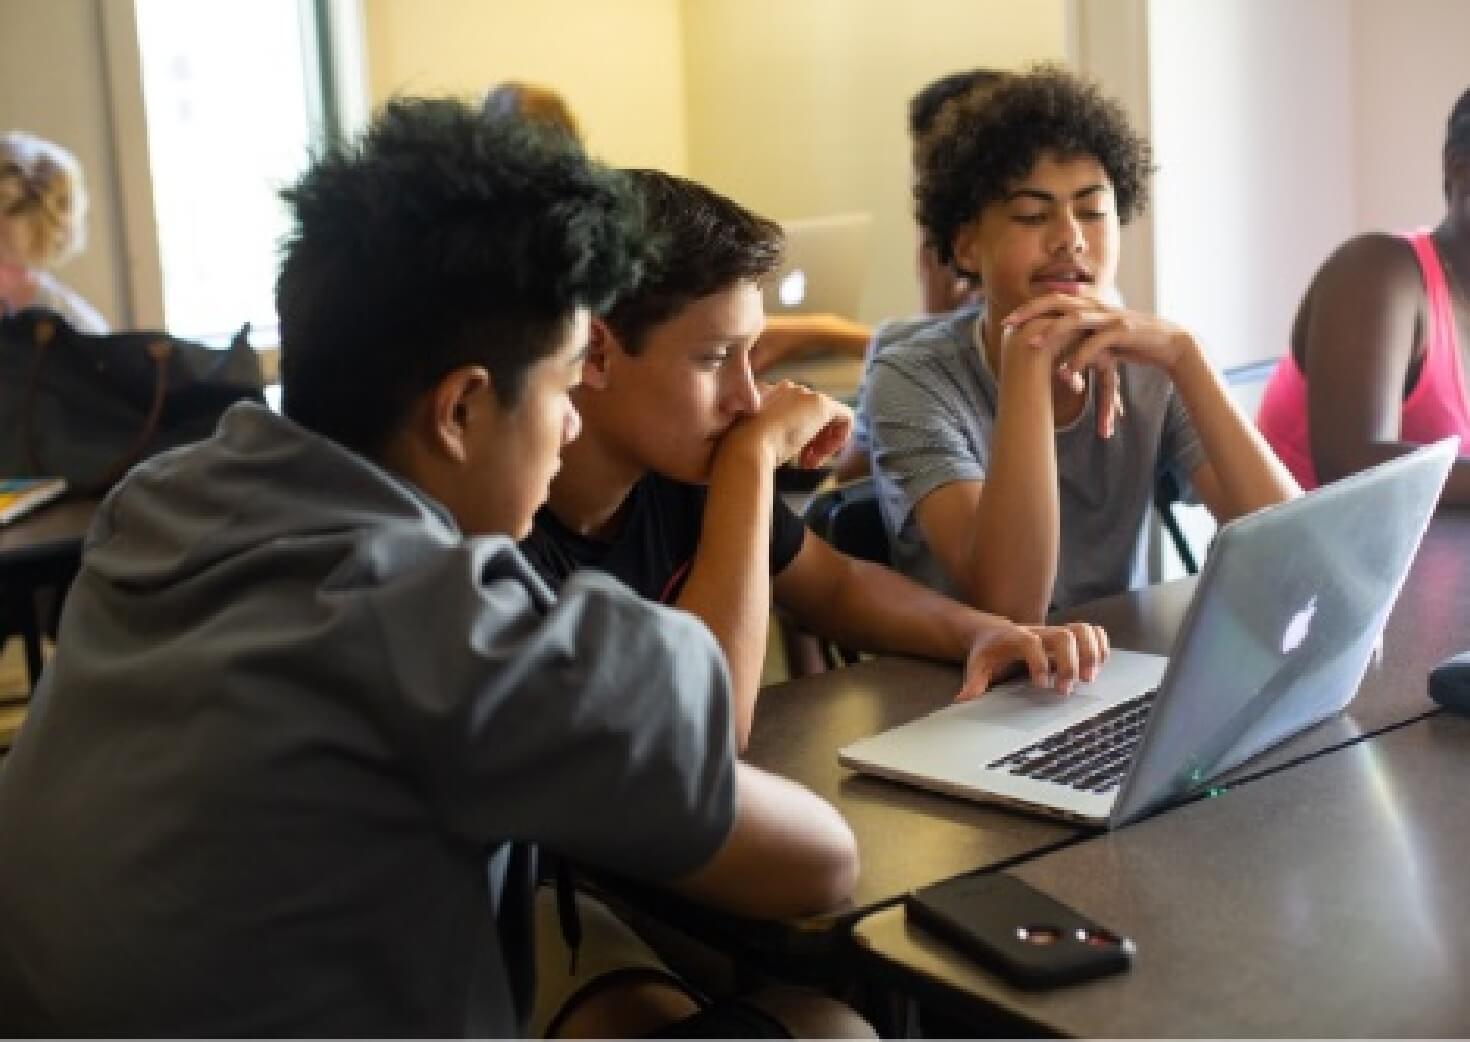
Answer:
(905, 871, 1135, 989)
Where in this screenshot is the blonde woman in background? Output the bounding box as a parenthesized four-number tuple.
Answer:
(0, 131, 107, 333)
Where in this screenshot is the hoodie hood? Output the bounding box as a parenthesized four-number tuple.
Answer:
(86, 402, 473, 596)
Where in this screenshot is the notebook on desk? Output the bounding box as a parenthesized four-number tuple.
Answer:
(840, 439, 1457, 828)
(0, 477, 67, 525)
(761, 213, 871, 319)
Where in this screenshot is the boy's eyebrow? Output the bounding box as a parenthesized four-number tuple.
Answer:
(1005, 184, 1110, 203)
(691, 331, 759, 348)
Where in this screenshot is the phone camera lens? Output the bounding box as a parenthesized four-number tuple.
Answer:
(1015, 925, 1061, 946)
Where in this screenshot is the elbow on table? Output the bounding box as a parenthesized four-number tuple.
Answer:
(795, 822, 860, 916)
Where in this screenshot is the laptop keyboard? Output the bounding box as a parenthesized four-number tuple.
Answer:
(986, 690, 1158, 795)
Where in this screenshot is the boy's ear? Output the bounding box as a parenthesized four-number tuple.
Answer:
(581, 318, 618, 391)
(427, 364, 493, 464)
(951, 220, 981, 280)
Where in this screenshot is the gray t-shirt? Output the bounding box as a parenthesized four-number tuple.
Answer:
(864, 306, 1208, 612)
(848, 312, 946, 459)
(0, 403, 735, 1036)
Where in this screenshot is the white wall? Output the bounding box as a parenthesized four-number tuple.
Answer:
(1350, 0, 1470, 233)
(681, 0, 1069, 326)
(361, 0, 689, 173)
(1146, 0, 1356, 369)
(0, 0, 129, 327)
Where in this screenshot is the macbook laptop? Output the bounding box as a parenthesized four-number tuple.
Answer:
(840, 438, 1457, 828)
(762, 213, 872, 319)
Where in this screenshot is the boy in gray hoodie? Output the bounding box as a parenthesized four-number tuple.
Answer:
(0, 99, 857, 1037)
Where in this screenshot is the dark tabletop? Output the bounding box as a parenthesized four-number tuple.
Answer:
(0, 497, 96, 566)
(852, 711, 1470, 1036)
(745, 657, 1081, 927)
(623, 511, 1470, 961)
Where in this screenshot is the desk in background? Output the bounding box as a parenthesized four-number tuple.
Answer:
(0, 497, 95, 699)
(762, 351, 864, 406)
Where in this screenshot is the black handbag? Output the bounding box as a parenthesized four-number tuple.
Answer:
(0, 309, 266, 494)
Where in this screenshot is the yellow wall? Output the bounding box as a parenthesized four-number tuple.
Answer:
(681, 0, 1069, 323)
(361, 0, 1067, 325)
(361, 0, 689, 172)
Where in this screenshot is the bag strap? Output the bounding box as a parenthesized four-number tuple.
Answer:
(20, 316, 174, 493)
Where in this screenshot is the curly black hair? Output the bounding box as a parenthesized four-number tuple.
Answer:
(602, 170, 783, 352)
(915, 64, 1154, 276)
(277, 96, 652, 459)
(907, 68, 1005, 141)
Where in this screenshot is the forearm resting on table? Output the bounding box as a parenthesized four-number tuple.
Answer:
(785, 550, 1000, 666)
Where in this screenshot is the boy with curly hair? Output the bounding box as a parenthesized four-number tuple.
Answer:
(864, 65, 1299, 622)
(0, 99, 859, 1036)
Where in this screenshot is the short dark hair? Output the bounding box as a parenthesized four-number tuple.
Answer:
(277, 97, 650, 458)
(602, 170, 783, 352)
(916, 64, 1154, 276)
(907, 68, 1006, 141)
(1447, 85, 1470, 161)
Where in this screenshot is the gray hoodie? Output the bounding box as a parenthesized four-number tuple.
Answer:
(0, 403, 735, 1036)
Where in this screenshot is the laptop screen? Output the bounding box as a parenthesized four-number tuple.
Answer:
(761, 213, 872, 319)
(1111, 438, 1456, 825)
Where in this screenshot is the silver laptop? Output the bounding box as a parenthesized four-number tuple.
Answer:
(762, 213, 871, 319)
(840, 438, 1456, 828)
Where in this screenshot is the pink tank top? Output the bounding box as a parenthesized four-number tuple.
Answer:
(1257, 230, 1470, 488)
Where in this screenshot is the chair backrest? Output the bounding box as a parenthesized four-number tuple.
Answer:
(1154, 471, 1200, 575)
(805, 477, 890, 566)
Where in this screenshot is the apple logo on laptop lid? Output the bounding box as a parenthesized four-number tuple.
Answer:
(1281, 595, 1318, 656)
(778, 269, 807, 309)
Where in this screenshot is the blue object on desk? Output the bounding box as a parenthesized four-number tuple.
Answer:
(1428, 650, 1470, 715)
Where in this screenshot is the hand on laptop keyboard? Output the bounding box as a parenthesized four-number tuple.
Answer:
(957, 620, 1111, 702)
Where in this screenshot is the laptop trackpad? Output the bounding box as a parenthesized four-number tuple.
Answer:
(968, 684, 1112, 733)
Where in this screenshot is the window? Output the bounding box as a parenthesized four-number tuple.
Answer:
(125, 0, 363, 344)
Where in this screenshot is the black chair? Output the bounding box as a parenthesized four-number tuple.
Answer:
(805, 477, 890, 566)
(1154, 471, 1200, 576)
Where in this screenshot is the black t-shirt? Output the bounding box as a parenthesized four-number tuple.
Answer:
(521, 473, 808, 603)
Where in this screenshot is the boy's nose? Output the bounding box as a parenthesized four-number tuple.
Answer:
(723, 359, 761, 417)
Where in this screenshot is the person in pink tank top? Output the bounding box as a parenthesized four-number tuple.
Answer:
(1258, 86, 1470, 502)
